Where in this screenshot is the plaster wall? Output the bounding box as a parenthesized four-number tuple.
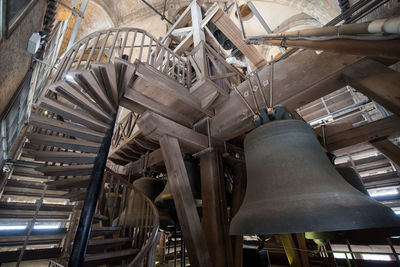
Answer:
(0, 0, 46, 116)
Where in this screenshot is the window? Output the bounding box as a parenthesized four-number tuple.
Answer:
(0, 0, 35, 40)
(361, 254, 392, 261)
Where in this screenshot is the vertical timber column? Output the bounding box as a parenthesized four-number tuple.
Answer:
(191, 0, 207, 80)
(230, 163, 247, 267)
(200, 151, 233, 267)
(159, 135, 212, 267)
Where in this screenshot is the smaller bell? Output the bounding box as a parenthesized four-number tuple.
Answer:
(155, 154, 202, 225)
(132, 176, 165, 201)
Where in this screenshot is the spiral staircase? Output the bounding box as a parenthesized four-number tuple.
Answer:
(0, 28, 185, 266)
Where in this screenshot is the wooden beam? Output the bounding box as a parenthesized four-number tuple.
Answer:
(122, 90, 194, 127)
(200, 151, 233, 267)
(230, 163, 246, 267)
(260, 38, 400, 60)
(159, 135, 212, 267)
(370, 138, 400, 167)
(134, 61, 214, 117)
(280, 234, 303, 267)
(210, 4, 267, 69)
(210, 51, 364, 140)
(137, 111, 208, 152)
(343, 59, 400, 117)
(326, 116, 400, 152)
(161, 1, 193, 44)
(191, 1, 205, 46)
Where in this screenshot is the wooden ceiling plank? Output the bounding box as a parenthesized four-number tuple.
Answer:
(370, 138, 400, 167)
(343, 59, 400, 117)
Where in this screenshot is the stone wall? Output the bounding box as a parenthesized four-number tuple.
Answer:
(0, 0, 47, 116)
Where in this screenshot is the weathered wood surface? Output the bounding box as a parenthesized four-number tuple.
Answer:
(370, 138, 400, 167)
(200, 151, 233, 267)
(159, 136, 212, 267)
(326, 116, 400, 152)
(210, 51, 364, 140)
(209, 4, 267, 69)
(343, 59, 400, 117)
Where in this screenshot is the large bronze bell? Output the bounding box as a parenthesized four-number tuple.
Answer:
(230, 120, 400, 235)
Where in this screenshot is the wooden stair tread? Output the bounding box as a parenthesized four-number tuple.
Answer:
(29, 113, 105, 143)
(36, 164, 94, 176)
(12, 166, 48, 179)
(91, 63, 119, 106)
(0, 247, 62, 263)
(86, 237, 133, 252)
(90, 226, 121, 238)
(93, 213, 108, 221)
(39, 96, 110, 133)
(114, 58, 137, 94)
(50, 81, 113, 123)
(61, 190, 87, 202)
(5, 179, 46, 190)
(27, 133, 101, 153)
(25, 150, 97, 164)
(47, 176, 91, 189)
(84, 248, 139, 263)
(0, 202, 73, 211)
(68, 70, 116, 114)
(0, 228, 67, 237)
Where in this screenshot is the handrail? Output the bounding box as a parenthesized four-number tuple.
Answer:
(103, 168, 160, 266)
(50, 27, 190, 90)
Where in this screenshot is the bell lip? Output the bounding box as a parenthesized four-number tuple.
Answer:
(230, 199, 400, 236)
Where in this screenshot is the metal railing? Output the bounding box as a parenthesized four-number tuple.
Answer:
(52, 28, 190, 88)
(100, 169, 159, 266)
(111, 112, 140, 150)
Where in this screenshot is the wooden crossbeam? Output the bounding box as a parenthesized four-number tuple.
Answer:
(137, 111, 208, 152)
(326, 116, 400, 152)
(370, 138, 400, 167)
(134, 61, 214, 117)
(210, 51, 364, 140)
(343, 59, 400, 117)
(159, 135, 212, 267)
(209, 4, 267, 69)
(122, 90, 194, 127)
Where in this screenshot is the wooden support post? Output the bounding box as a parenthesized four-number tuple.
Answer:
(230, 163, 247, 267)
(159, 135, 212, 267)
(280, 234, 303, 267)
(295, 233, 310, 267)
(343, 59, 400, 117)
(191, 0, 205, 46)
(200, 151, 233, 267)
(370, 138, 400, 167)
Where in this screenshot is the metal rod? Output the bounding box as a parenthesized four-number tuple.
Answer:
(66, 0, 90, 50)
(269, 61, 274, 108)
(141, 0, 173, 25)
(69, 113, 117, 267)
(247, 1, 285, 54)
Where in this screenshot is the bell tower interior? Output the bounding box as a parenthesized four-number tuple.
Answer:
(0, 0, 400, 266)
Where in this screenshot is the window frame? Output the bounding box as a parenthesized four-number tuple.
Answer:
(0, 0, 36, 41)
